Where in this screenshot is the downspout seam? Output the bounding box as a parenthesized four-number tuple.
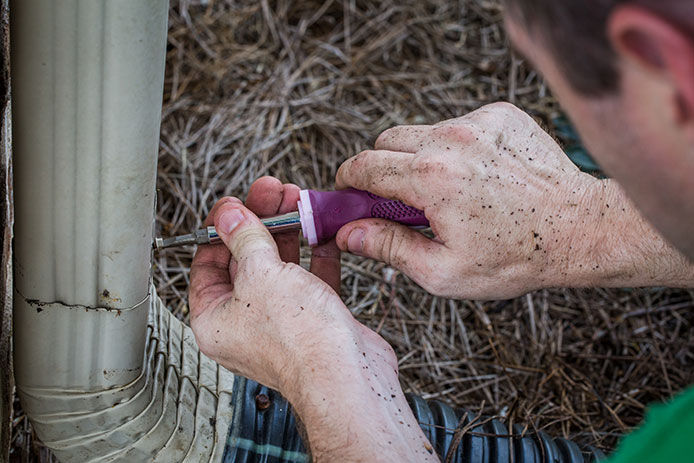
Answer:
(15, 287, 150, 312)
(16, 288, 236, 462)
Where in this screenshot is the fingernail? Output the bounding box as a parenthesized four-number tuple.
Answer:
(347, 228, 365, 254)
(218, 209, 245, 234)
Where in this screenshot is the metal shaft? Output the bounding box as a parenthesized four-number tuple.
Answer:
(154, 211, 301, 250)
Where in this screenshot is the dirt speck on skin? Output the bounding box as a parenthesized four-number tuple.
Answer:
(495, 133, 504, 148)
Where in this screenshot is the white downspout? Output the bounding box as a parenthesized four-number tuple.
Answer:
(11, 1, 236, 461)
(0, 0, 12, 459)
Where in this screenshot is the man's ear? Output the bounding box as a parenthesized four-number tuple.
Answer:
(608, 6, 694, 124)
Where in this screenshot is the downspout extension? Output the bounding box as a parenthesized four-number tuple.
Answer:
(15, 292, 236, 462)
(11, 1, 237, 461)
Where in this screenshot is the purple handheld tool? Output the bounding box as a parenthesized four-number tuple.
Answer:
(297, 188, 429, 246)
(154, 188, 429, 250)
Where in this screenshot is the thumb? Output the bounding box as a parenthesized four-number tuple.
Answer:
(214, 202, 280, 267)
(336, 219, 444, 278)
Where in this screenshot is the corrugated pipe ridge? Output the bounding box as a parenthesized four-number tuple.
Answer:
(16, 291, 236, 462)
(223, 379, 608, 463)
(407, 395, 607, 463)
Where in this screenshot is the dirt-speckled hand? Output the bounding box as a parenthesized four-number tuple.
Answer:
(188, 196, 438, 462)
(336, 102, 693, 299)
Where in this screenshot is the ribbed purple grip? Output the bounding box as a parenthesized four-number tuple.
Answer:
(301, 188, 429, 246)
(368, 193, 426, 222)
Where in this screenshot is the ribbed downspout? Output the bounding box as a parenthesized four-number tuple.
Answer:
(11, 1, 236, 461)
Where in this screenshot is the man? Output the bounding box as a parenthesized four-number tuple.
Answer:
(188, 1, 694, 461)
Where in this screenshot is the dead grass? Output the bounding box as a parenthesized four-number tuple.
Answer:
(11, 0, 694, 460)
(153, 0, 694, 454)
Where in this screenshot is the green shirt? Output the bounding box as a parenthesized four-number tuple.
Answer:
(607, 385, 694, 463)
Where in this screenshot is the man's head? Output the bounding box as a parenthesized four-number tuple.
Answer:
(502, 0, 694, 260)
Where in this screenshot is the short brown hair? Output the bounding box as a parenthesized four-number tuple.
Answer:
(501, 0, 694, 96)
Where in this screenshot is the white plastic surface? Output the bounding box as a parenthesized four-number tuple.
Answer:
(298, 189, 318, 246)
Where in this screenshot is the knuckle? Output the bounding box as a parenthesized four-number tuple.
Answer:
(278, 262, 337, 303)
(338, 151, 374, 185)
(356, 149, 377, 164)
(411, 155, 446, 176)
(412, 155, 441, 174)
(257, 175, 280, 184)
(352, 149, 372, 165)
(347, 150, 392, 190)
(430, 123, 476, 145)
(217, 196, 242, 208)
(485, 102, 535, 130)
(276, 261, 304, 280)
(493, 102, 536, 128)
(487, 101, 522, 115)
(465, 102, 524, 128)
(375, 128, 395, 148)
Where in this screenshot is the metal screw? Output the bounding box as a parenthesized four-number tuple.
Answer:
(255, 393, 271, 410)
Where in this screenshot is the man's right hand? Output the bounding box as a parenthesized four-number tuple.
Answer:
(336, 103, 694, 299)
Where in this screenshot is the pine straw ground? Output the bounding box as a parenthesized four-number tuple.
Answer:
(11, 0, 694, 460)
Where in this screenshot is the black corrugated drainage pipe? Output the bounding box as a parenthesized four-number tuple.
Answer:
(222, 377, 607, 463)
